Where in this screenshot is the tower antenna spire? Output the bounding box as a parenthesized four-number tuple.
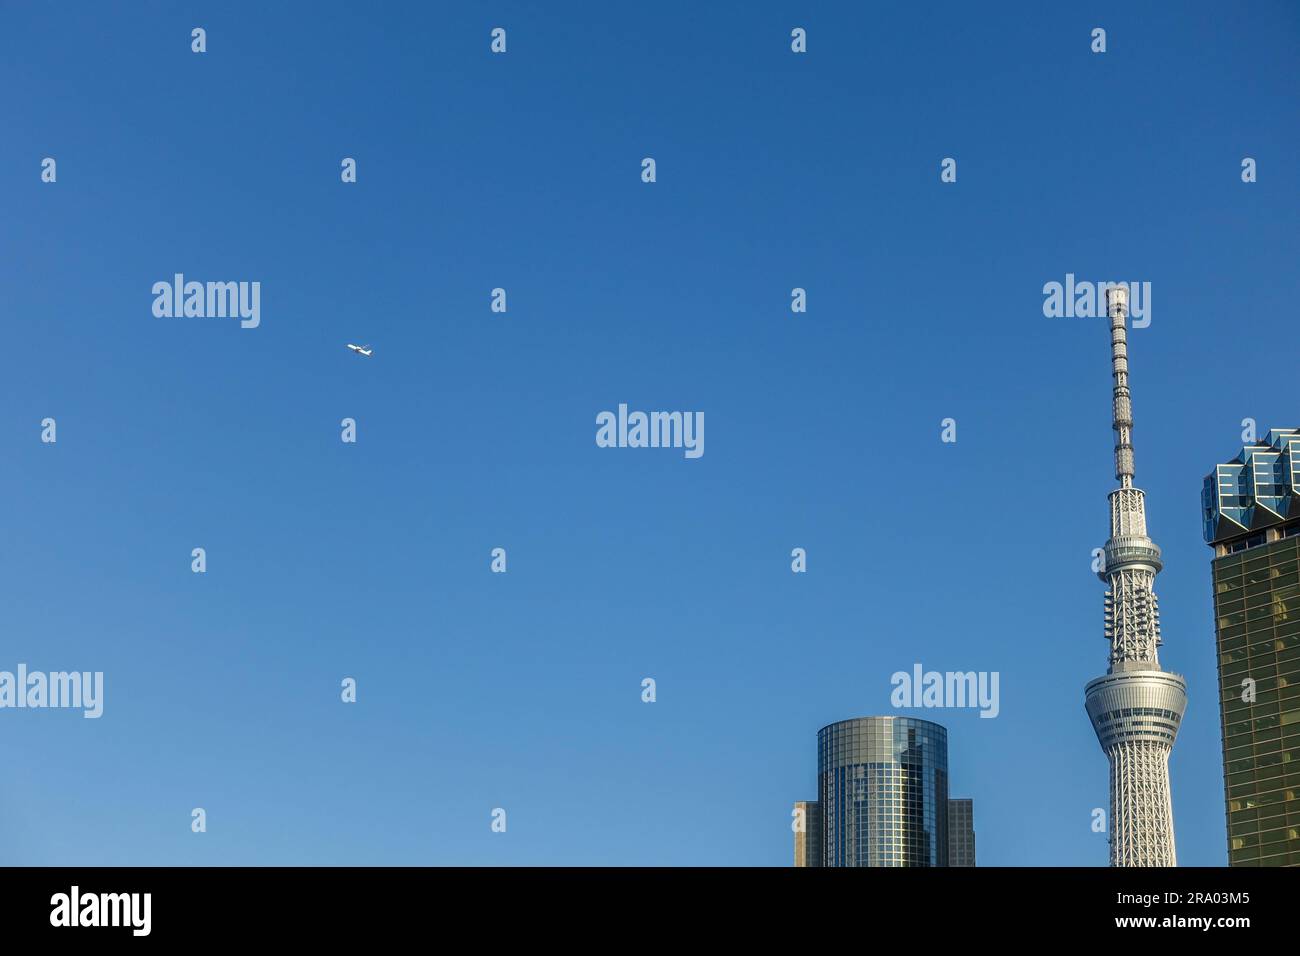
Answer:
(1109, 285, 1135, 489)
(1084, 284, 1187, 867)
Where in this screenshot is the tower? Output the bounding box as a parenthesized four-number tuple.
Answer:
(1084, 285, 1187, 867)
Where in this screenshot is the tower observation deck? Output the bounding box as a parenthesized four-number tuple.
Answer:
(1083, 284, 1187, 867)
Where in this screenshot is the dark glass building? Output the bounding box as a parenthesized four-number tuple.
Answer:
(1203, 427, 1300, 866)
(948, 798, 976, 866)
(794, 716, 973, 867)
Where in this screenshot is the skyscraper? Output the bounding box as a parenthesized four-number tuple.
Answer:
(792, 800, 822, 867)
(1083, 285, 1187, 867)
(793, 716, 974, 867)
(948, 798, 976, 866)
(1203, 427, 1300, 866)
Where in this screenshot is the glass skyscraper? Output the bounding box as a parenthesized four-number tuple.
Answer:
(794, 716, 973, 867)
(792, 801, 822, 868)
(1203, 427, 1300, 866)
(948, 798, 976, 866)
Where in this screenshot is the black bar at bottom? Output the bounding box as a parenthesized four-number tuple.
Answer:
(0, 866, 1278, 941)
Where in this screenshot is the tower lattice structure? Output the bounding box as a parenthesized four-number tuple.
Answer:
(1083, 285, 1187, 867)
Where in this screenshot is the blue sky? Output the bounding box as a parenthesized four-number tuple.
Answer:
(1, 2, 1297, 865)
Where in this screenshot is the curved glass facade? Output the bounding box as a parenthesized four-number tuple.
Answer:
(817, 716, 949, 867)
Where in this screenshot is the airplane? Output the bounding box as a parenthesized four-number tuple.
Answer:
(346, 343, 373, 357)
